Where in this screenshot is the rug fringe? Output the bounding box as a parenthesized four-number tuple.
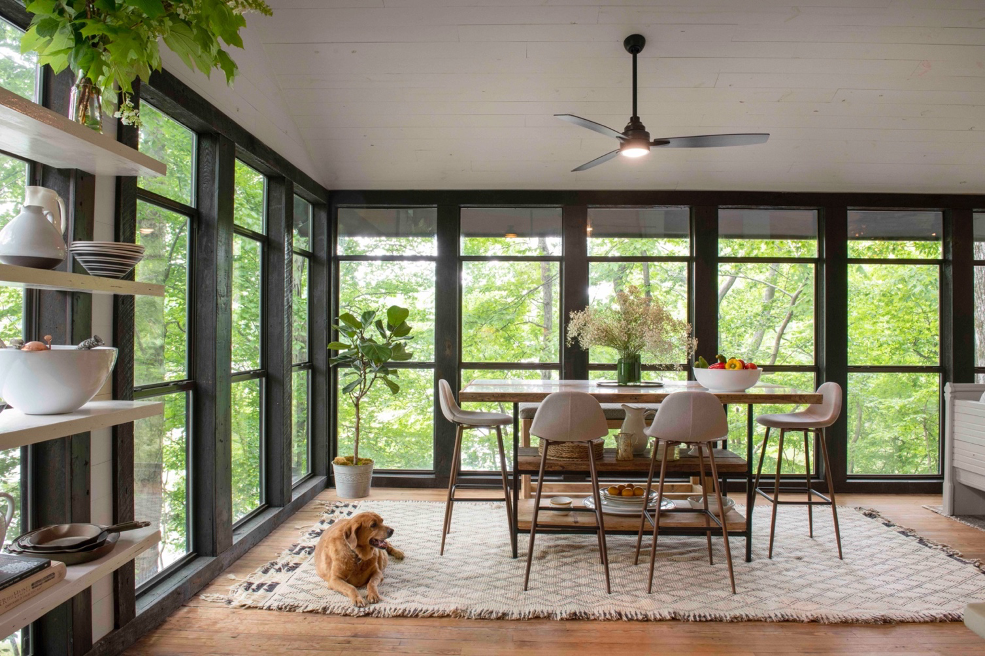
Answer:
(855, 506, 984, 573)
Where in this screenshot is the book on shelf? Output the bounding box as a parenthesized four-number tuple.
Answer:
(0, 561, 65, 613)
(0, 553, 49, 591)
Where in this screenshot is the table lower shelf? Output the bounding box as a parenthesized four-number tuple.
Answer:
(516, 497, 747, 532)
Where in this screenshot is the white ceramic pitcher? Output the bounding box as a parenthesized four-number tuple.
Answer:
(0, 204, 67, 269)
(620, 404, 650, 455)
(24, 186, 66, 236)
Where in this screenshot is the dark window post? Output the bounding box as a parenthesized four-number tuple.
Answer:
(435, 204, 459, 483)
(562, 204, 588, 380)
(311, 202, 331, 479)
(192, 133, 235, 555)
(692, 205, 717, 368)
(943, 208, 975, 384)
(821, 205, 849, 487)
(264, 177, 294, 506)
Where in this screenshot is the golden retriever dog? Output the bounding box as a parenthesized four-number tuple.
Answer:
(314, 511, 404, 607)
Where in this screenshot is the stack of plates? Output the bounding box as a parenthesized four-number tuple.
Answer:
(69, 241, 144, 278)
(584, 488, 675, 516)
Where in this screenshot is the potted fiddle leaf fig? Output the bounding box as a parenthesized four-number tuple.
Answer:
(20, 0, 272, 131)
(329, 305, 413, 498)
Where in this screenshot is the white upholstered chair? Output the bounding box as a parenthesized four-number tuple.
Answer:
(753, 381, 843, 559)
(524, 391, 611, 593)
(437, 379, 513, 555)
(634, 391, 736, 594)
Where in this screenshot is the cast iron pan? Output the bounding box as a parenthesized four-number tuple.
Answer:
(19, 521, 149, 552)
(8, 532, 120, 565)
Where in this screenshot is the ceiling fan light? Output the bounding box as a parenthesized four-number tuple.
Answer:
(620, 146, 649, 158)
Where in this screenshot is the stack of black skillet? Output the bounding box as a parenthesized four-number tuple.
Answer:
(7, 521, 150, 565)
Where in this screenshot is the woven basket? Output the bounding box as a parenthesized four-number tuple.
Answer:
(537, 438, 605, 460)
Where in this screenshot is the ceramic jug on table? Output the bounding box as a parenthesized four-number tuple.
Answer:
(621, 404, 650, 455)
(0, 187, 67, 269)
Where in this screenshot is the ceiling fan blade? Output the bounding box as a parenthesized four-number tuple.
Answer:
(572, 149, 620, 172)
(652, 133, 769, 148)
(555, 114, 626, 140)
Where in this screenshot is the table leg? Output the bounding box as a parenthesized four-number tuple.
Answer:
(745, 403, 754, 563)
(512, 401, 519, 559)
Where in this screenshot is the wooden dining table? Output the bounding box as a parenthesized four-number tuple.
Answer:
(458, 379, 823, 561)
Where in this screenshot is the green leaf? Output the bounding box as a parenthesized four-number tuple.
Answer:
(360, 310, 377, 327)
(392, 321, 412, 337)
(374, 319, 387, 339)
(386, 306, 409, 329)
(327, 341, 351, 351)
(342, 380, 360, 395)
(359, 342, 392, 363)
(381, 377, 400, 394)
(216, 48, 237, 84)
(124, 0, 165, 19)
(162, 21, 201, 74)
(34, 18, 59, 39)
(25, 0, 57, 15)
(390, 343, 413, 361)
(339, 313, 361, 330)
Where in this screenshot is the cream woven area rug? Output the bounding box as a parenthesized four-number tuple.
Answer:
(210, 500, 984, 623)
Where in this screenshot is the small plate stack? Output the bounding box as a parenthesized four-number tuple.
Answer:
(69, 241, 145, 278)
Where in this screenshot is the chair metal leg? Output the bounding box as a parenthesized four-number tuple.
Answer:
(440, 424, 464, 556)
(803, 430, 813, 538)
(523, 439, 549, 591)
(635, 437, 660, 566)
(587, 442, 611, 594)
(695, 442, 714, 565)
(753, 426, 772, 496)
(818, 428, 843, 559)
(646, 440, 671, 594)
(495, 426, 515, 540)
(768, 428, 786, 559)
(708, 446, 737, 594)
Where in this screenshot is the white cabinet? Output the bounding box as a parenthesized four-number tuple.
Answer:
(943, 383, 985, 516)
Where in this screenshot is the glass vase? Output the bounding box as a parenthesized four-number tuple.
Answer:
(616, 354, 642, 385)
(69, 74, 103, 132)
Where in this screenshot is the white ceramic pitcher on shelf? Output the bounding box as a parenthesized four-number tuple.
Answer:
(620, 404, 650, 455)
(24, 186, 66, 236)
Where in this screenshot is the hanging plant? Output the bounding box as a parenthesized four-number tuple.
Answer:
(19, 0, 272, 130)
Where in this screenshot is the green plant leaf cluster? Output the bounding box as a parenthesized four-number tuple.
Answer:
(330, 305, 414, 463)
(20, 0, 272, 116)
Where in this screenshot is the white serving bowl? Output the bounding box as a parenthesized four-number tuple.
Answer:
(0, 346, 118, 414)
(687, 495, 736, 513)
(692, 366, 761, 392)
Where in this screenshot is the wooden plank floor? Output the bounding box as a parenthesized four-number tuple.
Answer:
(125, 489, 984, 656)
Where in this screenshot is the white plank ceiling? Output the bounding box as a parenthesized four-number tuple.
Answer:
(252, 0, 984, 192)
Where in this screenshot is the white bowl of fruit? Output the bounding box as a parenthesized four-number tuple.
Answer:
(692, 354, 761, 392)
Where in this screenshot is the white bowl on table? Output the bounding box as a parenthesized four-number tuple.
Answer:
(0, 346, 118, 414)
(692, 367, 761, 392)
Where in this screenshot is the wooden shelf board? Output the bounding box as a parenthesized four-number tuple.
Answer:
(517, 498, 747, 532)
(0, 401, 163, 450)
(0, 86, 165, 178)
(0, 527, 160, 640)
(0, 263, 163, 296)
(517, 447, 747, 474)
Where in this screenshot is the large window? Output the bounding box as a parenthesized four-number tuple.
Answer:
(975, 211, 984, 384)
(718, 209, 818, 474)
(847, 210, 942, 476)
(588, 207, 690, 378)
(336, 208, 436, 470)
(231, 160, 267, 521)
(133, 102, 196, 587)
(459, 208, 562, 469)
(291, 195, 312, 484)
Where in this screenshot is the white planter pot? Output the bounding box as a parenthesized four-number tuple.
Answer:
(333, 461, 374, 499)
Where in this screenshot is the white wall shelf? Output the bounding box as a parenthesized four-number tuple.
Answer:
(0, 86, 165, 178)
(0, 401, 163, 451)
(0, 263, 163, 297)
(0, 527, 160, 640)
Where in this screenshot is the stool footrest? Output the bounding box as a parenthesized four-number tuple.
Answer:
(450, 496, 506, 503)
(451, 482, 509, 490)
(755, 488, 832, 505)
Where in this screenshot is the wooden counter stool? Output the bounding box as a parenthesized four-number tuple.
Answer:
(524, 391, 611, 593)
(753, 382, 843, 559)
(437, 379, 513, 556)
(633, 391, 736, 594)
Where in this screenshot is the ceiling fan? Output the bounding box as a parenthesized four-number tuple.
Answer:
(556, 34, 769, 172)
